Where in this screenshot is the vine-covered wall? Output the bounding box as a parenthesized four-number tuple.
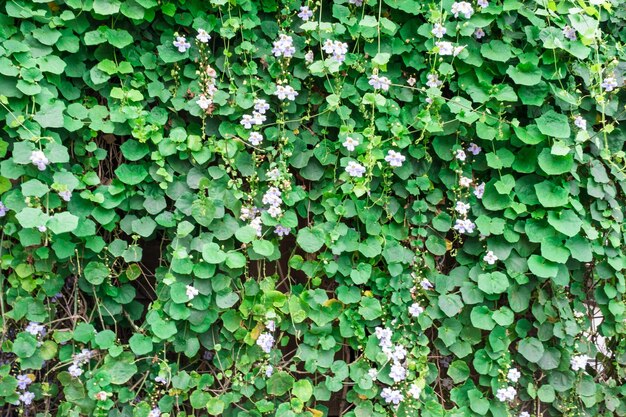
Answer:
(0, 0, 625, 416)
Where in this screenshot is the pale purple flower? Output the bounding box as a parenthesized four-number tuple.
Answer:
(477, 0, 489, 7)
(467, 143, 482, 155)
(407, 76, 416, 86)
(68, 363, 83, 378)
(346, 161, 366, 177)
(453, 45, 466, 56)
(275, 225, 291, 237)
(420, 279, 433, 290)
(25, 322, 46, 337)
(601, 76, 618, 92)
(374, 326, 393, 348)
(385, 150, 405, 167)
(252, 112, 266, 125)
(483, 251, 498, 265)
(455, 149, 467, 161)
(342, 136, 359, 151)
(262, 187, 282, 207)
(368, 74, 391, 91)
(16, 375, 32, 390)
(408, 384, 422, 399)
(186, 285, 199, 300)
(426, 73, 442, 88)
(148, 408, 162, 417)
(298, 5, 313, 20)
(196, 94, 212, 109)
(155, 376, 168, 384)
(59, 190, 72, 202)
(257, 332, 274, 353)
(436, 41, 454, 56)
(368, 368, 378, 380)
(474, 28, 485, 39)
(30, 150, 49, 171)
(519, 413, 530, 417)
(381, 387, 403, 406)
(240, 114, 254, 129)
(38, 225, 47, 232)
(267, 205, 282, 218)
(409, 303, 424, 317)
(305, 50, 314, 63)
(474, 182, 485, 199)
(432, 23, 447, 38)
(507, 368, 521, 382)
(563, 26, 577, 41)
(254, 99, 270, 114)
(267, 168, 281, 181)
(266, 320, 276, 331)
(248, 132, 263, 146)
(389, 362, 407, 383)
(173, 36, 191, 53)
(274, 85, 298, 101)
(574, 116, 586, 130)
(451, 1, 474, 18)
(0, 202, 7, 217)
(265, 365, 274, 377)
(455, 201, 470, 215)
(459, 176, 472, 187)
(349, 0, 363, 5)
(19, 391, 35, 405)
(272, 34, 296, 58)
(196, 29, 211, 43)
(454, 218, 476, 234)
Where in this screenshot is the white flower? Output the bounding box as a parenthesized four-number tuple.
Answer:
(266, 320, 276, 332)
(252, 112, 266, 125)
(196, 94, 212, 109)
(455, 149, 467, 161)
(173, 36, 191, 53)
(574, 116, 586, 130)
(250, 217, 263, 237)
(453, 46, 466, 56)
(17, 375, 32, 390)
(248, 132, 263, 146)
(0, 202, 7, 217)
(342, 136, 359, 152)
(601, 76, 618, 92)
(298, 5, 313, 21)
(345, 161, 366, 177)
(254, 99, 270, 114)
(274, 85, 298, 101)
(265, 365, 274, 377)
(451, 1, 474, 18)
(455, 201, 470, 215)
(459, 176, 473, 187)
(19, 391, 35, 405)
(196, 29, 211, 43)
(384, 344, 407, 362)
(381, 387, 403, 405)
(368, 368, 378, 380)
(38, 225, 47, 232)
(496, 386, 517, 402)
(385, 150, 406, 167)
(477, 0, 489, 7)
(374, 327, 393, 348)
(349, 0, 363, 4)
(454, 218, 476, 234)
(563, 25, 576, 41)
(186, 285, 199, 300)
(72, 349, 93, 365)
(267, 168, 281, 181)
(432, 23, 447, 38)
(272, 34, 296, 58)
(409, 303, 424, 317)
(571, 354, 589, 371)
(407, 76, 416, 86)
(474, 28, 486, 39)
(389, 362, 407, 383)
(474, 182, 485, 199)
(368, 74, 391, 91)
(408, 383, 422, 399)
(95, 391, 108, 401)
(519, 413, 530, 417)
(426, 73, 442, 88)
(25, 322, 46, 337)
(275, 225, 291, 237)
(483, 251, 498, 265)
(68, 363, 83, 378)
(305, 50, 314, 63)
(30, 150, 49, 171)
(256, 332, 275, 353)
(148, 408, 162, 417)
(507, 368, 521, 383)
(467, 143, 482, 155)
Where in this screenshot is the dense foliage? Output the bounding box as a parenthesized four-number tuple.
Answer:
(1, 0, 626, 416)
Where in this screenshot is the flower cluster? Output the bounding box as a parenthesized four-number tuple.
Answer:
(68, 348, 94, 378)
(436, 41, 466, 57)
(274, 84, 298, 101)
(368, 74, 391, 91)
(186, 285, 199, 300)
(257, 332, 274, 354)
(451, 2, 474, 19)
(272, 34, 296, 58)
(345, 161, 366, 178)
(571, 354, 589, 371)
(262, 187, 283, 218)
(322, 39, 349, 63)
(30, 150, 49, 171)
(196, 65, 218, 110)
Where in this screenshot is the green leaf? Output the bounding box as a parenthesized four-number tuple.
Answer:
(518, 337, 545, 363)
(481, 40, 512, 62)
(84, 261, 109, 285)
(131, 217, 157, 237)
(252, 240, 275, 257)
(93, 0, 121, 14)
(447, 360, 470, 384)
(115, 164, 148, 185)
(16, 208, 49, 228)
(207, 397, 225, 415)
(547, 210, 582, 237)
(34, 100, 66, 128)
(535, 181, 569, 207)
(48, 212, 79, 234)
(536, 110, 571, 139)
(292, 379, 313, 402)
(129, 334, 153, 355)
(13, 333, 38, 358)
(537, 148, 573, 175)
(477, 272, 509, 294)
(528, 255, 558, 278)
(297, 228, 325, 253)
(267, 371, 295, 396)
